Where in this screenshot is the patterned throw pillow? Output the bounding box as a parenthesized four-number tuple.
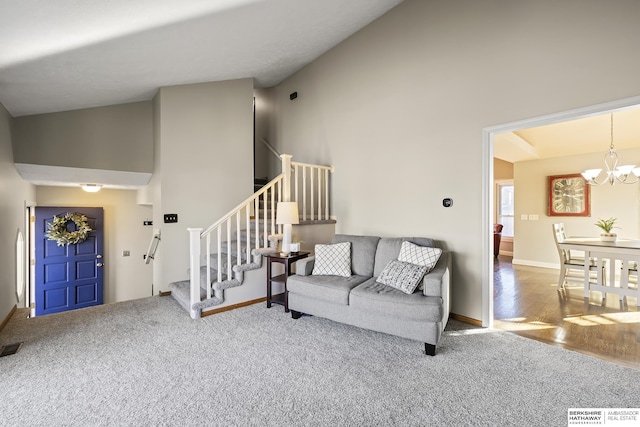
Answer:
(312, 242, 352, 277)
(377, 260, 428, 294)
(398, 241, 442, 273)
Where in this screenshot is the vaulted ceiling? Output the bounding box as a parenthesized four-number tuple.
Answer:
(0, 0, 404, 117)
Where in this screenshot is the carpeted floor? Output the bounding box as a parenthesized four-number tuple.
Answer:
(1, 296, 639, 426)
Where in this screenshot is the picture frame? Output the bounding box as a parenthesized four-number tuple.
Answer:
(548, 173, 590, 217)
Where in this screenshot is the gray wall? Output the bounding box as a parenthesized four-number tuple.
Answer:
(0, 102, 35, 318)
(156, 79, 254, 289)
(254, 88, 278, 181)
(12, 101, 153, 173)
(272, 0, 640, 321)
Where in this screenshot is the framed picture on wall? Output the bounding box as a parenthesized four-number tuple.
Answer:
(548, 173, 590, 217)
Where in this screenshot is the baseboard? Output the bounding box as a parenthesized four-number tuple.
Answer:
(201, 297, 267, 317)
(158, 290, 171, 297)
(511, 259, 559, 270)
(450, 312, 482, 327)
(0, 305, 17, 334)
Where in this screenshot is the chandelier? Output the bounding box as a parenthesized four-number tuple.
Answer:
(581, 113, 640, 185)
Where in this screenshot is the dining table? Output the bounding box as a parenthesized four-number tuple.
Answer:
(558, 237, 640, 305)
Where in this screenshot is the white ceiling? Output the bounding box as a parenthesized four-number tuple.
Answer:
(0, 0, 404, 117)
(494, 107, 640, 164)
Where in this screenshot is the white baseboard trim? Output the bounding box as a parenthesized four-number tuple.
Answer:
(511, 259, 559, 270)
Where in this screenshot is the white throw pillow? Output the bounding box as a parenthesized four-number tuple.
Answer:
(312, 242, 352, 277)
(398, 241, 442, 274)
(377, 260, 428, 294)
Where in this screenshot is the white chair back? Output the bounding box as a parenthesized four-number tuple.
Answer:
(552, 223, 572, 263)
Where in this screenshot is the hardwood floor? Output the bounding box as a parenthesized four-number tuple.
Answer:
(493, 256, 640, 369)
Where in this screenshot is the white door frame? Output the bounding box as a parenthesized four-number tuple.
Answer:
(25, 201, 36, 317)
(481, 95, 640, 327)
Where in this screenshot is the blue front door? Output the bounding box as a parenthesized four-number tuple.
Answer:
(35, 207, 104, 316)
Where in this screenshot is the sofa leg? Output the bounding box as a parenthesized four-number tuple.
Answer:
(291, 310, 302, 319)
(425, 343, 436, 356)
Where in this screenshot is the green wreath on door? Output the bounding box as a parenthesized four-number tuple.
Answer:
(45, 212, 92, 246)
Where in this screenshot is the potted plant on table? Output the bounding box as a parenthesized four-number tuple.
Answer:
(595, 217, 618, 242)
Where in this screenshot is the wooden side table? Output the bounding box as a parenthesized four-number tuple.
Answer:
(266, 251, 310, 312)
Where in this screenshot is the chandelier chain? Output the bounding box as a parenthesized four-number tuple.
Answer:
(609, 113, 614, 150)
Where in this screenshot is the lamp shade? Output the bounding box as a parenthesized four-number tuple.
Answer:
(276, 202, 299, 225)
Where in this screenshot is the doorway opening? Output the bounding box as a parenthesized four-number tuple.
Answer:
(482, 95, 640, 328)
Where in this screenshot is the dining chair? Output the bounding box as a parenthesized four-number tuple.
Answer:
(605, 257, 640, 306)
(625, 261, 638, 304)
(552, 223, 604, 289)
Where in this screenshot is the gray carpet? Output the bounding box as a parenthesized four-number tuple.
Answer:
(1, 296, 639, 426)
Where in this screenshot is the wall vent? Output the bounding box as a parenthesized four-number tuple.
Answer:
(0, 342, 23, 357)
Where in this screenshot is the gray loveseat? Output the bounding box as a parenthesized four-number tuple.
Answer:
(287, 234, 451, 355)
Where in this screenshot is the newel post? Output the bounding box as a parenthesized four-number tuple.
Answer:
(281, 153, 292, 202)
(188, 227, 203, 319)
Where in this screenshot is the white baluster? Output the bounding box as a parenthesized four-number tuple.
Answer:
(236, 212, 241, 265)
(206, 233, 211, 299)
(227, 219, 232, 279)
(245, 204, 250, 262)
(317, 167, 322, 221)
(188, 228, 202, 319)
(302, 166, 307, 221)
(310, 167, 315, 221)
(217, 227, 222, 283)
(324, 168, 329, 220)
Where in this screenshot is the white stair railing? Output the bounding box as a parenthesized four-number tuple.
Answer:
(292, 161, 334, 221)
(187, 154, 334, 318)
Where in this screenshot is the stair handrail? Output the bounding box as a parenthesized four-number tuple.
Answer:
(261, 137, 280, 160)
(187, 153, 334, 318)
(200, 173, 285, 238)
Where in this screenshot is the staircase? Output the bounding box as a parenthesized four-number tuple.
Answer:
(170, 154, 334, 318)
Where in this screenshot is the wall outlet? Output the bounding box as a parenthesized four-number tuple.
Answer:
(143, 220, 153, 226)
(164, 214, 178, 223)
(122, 250, 130, 257)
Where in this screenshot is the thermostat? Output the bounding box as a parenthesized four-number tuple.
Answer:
(442, 198, 453, 208)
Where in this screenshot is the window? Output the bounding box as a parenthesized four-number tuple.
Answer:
(497, 182, 514, 238)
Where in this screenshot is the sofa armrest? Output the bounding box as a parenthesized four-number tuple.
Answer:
(422, 251, 450, 298)
(423, 251, 451, 327)
(295, 256, 315, 276)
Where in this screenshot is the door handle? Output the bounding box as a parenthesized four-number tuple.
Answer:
(97, 263, 104, 267)
(97, 255, 103, 259)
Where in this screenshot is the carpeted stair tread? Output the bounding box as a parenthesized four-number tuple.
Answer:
(170, 280, 223, 311)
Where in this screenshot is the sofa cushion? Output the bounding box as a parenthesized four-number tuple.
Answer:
(377, 260, 427, 294)
(350, 278, 443, 322)
(288, 274, 370, 305)
(373, 237, 436, 277)
(312, 242, 351, 277)
(331, 234, 380, 277)
(373, 238, 404, 277)
(398, 241, 442, 274)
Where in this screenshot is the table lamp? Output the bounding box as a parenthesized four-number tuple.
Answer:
(276, 201, 299, 255)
